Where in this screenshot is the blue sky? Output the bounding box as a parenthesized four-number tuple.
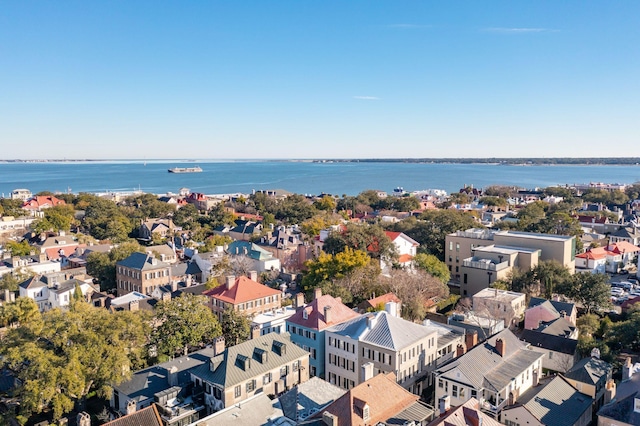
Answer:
(1, 1, 638, 159)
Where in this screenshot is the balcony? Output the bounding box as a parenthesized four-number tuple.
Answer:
(479, 397, 508, 416)
(462, 258, 509, 272)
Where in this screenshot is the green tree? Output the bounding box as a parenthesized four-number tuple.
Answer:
(314, 195, 337, 211)
(391, 196, 421, 212)
(1, 301, 150, 420)
(151, 294, 222, 358)
(302, 247, 371, 292)
(323, 222, 396, 260)
(0, 271, 34, 292)
(562, 273, 611, 314)
(172, 203, 200, 230)
(413, 253, 450, 284)
(86, 241, 142, 292)
(5, 240, 33, 256)
(32, 204, 76, 233)
(220, 305, 251, 346)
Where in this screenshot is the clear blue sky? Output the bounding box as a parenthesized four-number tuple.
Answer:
(1, 1, 638, 159)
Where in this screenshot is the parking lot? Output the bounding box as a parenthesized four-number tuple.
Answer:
(609, 271, 640, 307)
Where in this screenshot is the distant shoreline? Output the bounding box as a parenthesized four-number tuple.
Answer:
(1, 157, 640, 165)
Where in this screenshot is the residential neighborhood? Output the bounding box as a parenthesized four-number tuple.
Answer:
(2, 181, 640, 426)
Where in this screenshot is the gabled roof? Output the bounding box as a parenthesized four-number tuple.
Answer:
(575, 248, 609, 260)
(203, 276, 280, 304)
(597, 391, 640, 426)
(608, 241, 640, 254)
(190, 332, 308, 388)
(514, 376, 592, 426)
(116, 252, 170, 271)
(19, 275, 48, 290)
(565, 356, 611, 385)
(103, 404, 163, 426)
(227, 240, 274, 260)
(327, 311, 436, 351)
(287, 294, 360, 331)
(315, 373, 420, 426)
(429, 398, 502, 426)
(610, 226, 640, 239)
(384, 231, 419, 247)
(528, 297, 576, 317)
(364, 293, 401, 310)
(435, 329, 544, 393)
(22, 195, 66, 209)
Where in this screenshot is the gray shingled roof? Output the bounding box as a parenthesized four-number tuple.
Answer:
(598, 391, 640, 425)
(565, 356, 611, 385)
(529, 297, 576, 316)
(436, 329, 544, 392)
(520, 329, 578, 355)
(191, 332, 309, 388)
(326, 311, 436, 351)
(514, 375, 592, 426)
(116, 252, 170, 270)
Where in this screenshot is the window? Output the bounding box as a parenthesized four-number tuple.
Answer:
(471, 390, 477, 399)
(263, 373, 271, 385)
(459, 387, 465, 398)
(456, 243, 460, 252)
(463, 274, 467, 284)
(234, 385, 241, 398)
(452, 385, 458, 398)
(438, 379, 443, 388)
(311, 348, 317, 359)
(293, 360, 299, 372)
(246, 380, 256, 393)
(280, 366, 289, 378)
(449, 241, 453, 251)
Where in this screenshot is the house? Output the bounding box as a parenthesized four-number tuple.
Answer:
(189, 392, 284, 426)
(228, 220, 263, 241)
(203, 272, 281, 320)
(428, 397, 503, 426)
(138, 218, 175, 243)
(19, 274, 97, 312)
(10, 188, 32, 201)
(324, 309, 438, 395)
(33, 232, 81, 264)
(313, 372, 435, 426)
(0, 253, 61, 278)
(609, 226, 640, 246)
(115, 252, 172, 297)
(501, 375, 593, 426)
(520, 326, 578, 373)
(385, 231, 420, 267)
(526, 297, 577, 328)
(109, 291, 156, 312)
(21, 195, 66, 213)
(0, 215, 36, 236)
(564, 355, 613, 412)
(279, 376, 346, 423)
(189, 333, 310, 412)
(421, 319, 467, 370)
(607, 241, 640, 271)
(66, 243, 113, 269)
(251, 306, 297, 337)
(472, 288, 527, 329)
(185, 192, 221, 211)
(433, 329, 544, 416)
(597, 358, 640, 426)
(146, 244, 178, 264)
(103, 405, 163, 426)
(445, 229, 576, 286)
(356, 292, 401, 313)
(226, 240, 281, 272)
(286, 289, 361, 378)
(447, 312, 505, 343)
(110, 348, 213, 425)
(575, 247, 610, 273)
(257, 225, 309, 272)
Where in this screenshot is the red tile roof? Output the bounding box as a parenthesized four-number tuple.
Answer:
(576, 247, 609, 260)
(22, 195, 66, 210)
(384, 231, 402, 242)
(203, 276, 280, 304)
(287, 294, 360, 330)
(368, 293, 401, 308)
(608, 241, 640, 254)
(103, 405, 163, 426)
(398, 254, 414, 263)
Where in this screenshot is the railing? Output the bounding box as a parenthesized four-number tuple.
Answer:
(462, 259, 509, 271)
(479, 398, 508, 415)
(436, 351, 455, 367)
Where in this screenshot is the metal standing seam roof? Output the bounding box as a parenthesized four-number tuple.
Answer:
(515, 376, 592, 426)
(190, 332, 309, 388)
(565, 356, 612, 386)
(436, 329, 544, 393)
(326, 311, 437, 351)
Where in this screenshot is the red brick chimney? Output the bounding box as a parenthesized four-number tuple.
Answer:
(495, 338, 506, 357)
(465, 330, 478, 350)
(456, 344, 466, 357)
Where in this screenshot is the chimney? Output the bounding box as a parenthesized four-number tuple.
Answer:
(295, 292, 305, 309)
(171, 280, 178, 292)
(77, 412, 91, 426)
(532, 369, 540, 387)
(495, 338, 506, 357)
(560, 310, 566, 318)
(129, 300, 139, 312)
(214, 336, 226, 356)
(226, 275, 236, 290)
(605, 379, 616, 404)
(361, 362, 375, 382)
(166, 365, 179, 386)
(438, 395, 451, 415)
(161, 291, 171, 302)
(322, 412, 338, 426)
(367, 313, 377, 330)
(126, 399, 136, 415)
(324, 306, 332, 324)
(38, 253, 47, 263)
(249, 270, 258, 282)
(314, 288, 322, 300)
(465, 330, 478, 350)
(456, 344, 466, 357)
(622, 357, 633, 381)
(384, 301, 399, 317)
(251, 324, 261, 339)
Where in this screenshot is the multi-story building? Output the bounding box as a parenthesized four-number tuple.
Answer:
(324, 308, 438, 395)
(286, 289, 361, 378)
(433, 329, 544, 416)
(189, 332, 310, 412)
(116, 252, 172, 297)
(203, 273, 281, 320)
(564, 355, 613, 413)
(445, 229, 576, 295)
(472, 288, 527, 328)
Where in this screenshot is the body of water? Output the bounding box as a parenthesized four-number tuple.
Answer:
(1, 160, 639, 197)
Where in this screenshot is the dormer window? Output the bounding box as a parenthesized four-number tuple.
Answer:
(303, 308, 309, 320)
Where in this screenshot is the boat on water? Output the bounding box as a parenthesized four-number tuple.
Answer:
(168, 166, 203, 173)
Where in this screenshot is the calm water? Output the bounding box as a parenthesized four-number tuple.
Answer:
(1, 160, 639, 197)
